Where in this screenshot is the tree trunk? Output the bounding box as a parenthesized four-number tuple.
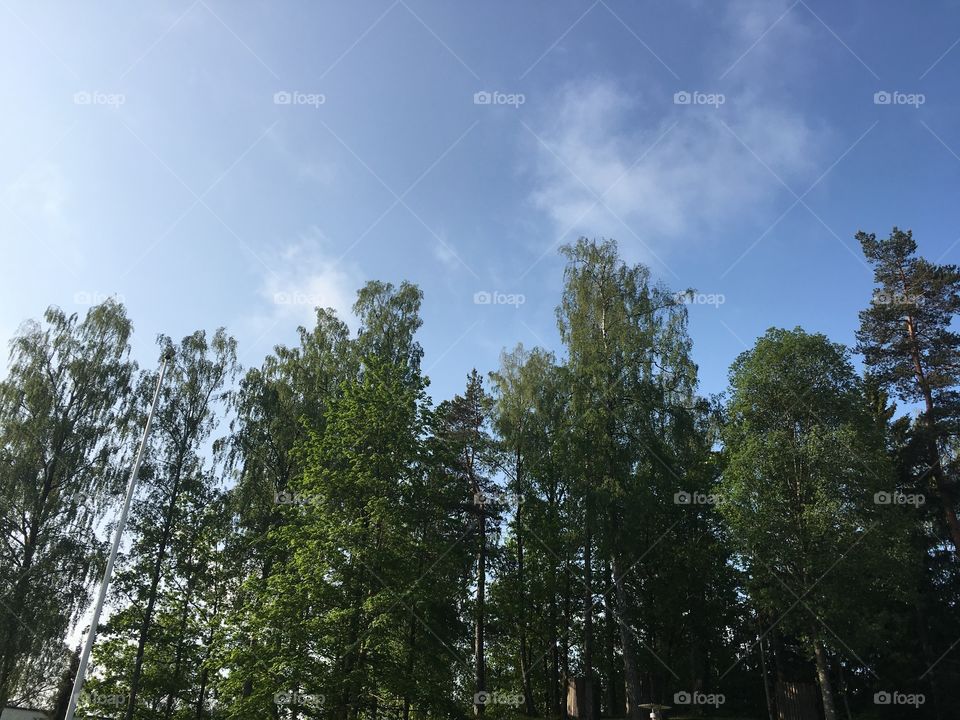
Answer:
(602, 562, 618, 718)
(903, 309, 960, 552)
(837, 662, 853, 720)
(517, 500, 535, 715)
(548, 478, 561, 718)
(582, 501, 594, 720)
(194, 583, 220, 719)
(549, 576, 560, 717)
(52, 647, 81, 720)
(562, 554, 571, 720)
(0, 486, 43, 708)
(125, 467, 184, 720)
(164, 547, 200, 720)
(403, 549, 422, 720)
(0, 552, 33, 707)
(474, 505, 486, 716)
(812, 639, 837, 720)
(610, 553, 642, 720)
(757, 627, 775, 720)
(195, 667, 209, 719)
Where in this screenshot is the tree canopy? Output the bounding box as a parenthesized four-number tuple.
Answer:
(1, 232, 958, 720)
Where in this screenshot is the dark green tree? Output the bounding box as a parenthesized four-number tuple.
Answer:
(720, 328, 912, 720)
(856, 226, 960, 552)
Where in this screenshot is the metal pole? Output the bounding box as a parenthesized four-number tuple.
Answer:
(64, 348, 174, 720)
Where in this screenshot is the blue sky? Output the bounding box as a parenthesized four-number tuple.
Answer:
(3, 0, 960, 404)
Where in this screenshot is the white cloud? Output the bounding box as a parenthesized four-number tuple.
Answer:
(254, 228, 360, 334)
(715, 0, 816, 90)
(526, 0, 832, 264)
(726, 0, 805, 42)
(431, 230, 461, 272)
(527, 78, 822, 256)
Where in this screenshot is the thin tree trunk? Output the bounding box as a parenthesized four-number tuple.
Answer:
(164, 550, 200, 720)
(0, 547, 34, 707)
(582, 500, 594, 720)
(837, 662, 853, 720)
(812, 638, 837, 720)
(757, 623, 775, 720)
(550, 573, 560, 717)
(562, 553, 572, 720)
(52, 647, 81, 720)
(125, 467, 184, 720)
(902, 292, 960, 552)
(194, 583, 220, 719)
(517, 499, 535, 715)
(602, 562, 617, 718)
(610, 553, 642, 720)
(548, 476, 561, 719)
(195, 667, 209, 719)
(402, 549, 423, 720)
(475, 504, 487, 716)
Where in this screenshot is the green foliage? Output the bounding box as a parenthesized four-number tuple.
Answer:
(720, 328, 914, 716)
(0, 300, 135, 707)
(5, 231, 959, 720)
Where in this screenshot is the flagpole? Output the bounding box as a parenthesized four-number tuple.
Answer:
(64, 347, 174, 720)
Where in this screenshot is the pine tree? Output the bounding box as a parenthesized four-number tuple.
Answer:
(856, 226, 960, 552)
(434, 370, 496, 716)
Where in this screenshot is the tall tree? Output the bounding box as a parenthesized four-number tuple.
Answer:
(490, 345, 549, 716)
(488, 346, 574, 718)
(435, 370, 496, 716)
(556, 238, 706, 718)
(0, 301, 134, 707)
(720, 328, 912, 720)
(85, 329, 238, 720)
(856, 226, 960, 552)
(212, 307, 352, 714)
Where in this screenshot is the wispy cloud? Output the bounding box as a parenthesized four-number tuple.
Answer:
(251, 227, 360, 338)
(529, 79, 820, 247)
(524, 0, 830, 261)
